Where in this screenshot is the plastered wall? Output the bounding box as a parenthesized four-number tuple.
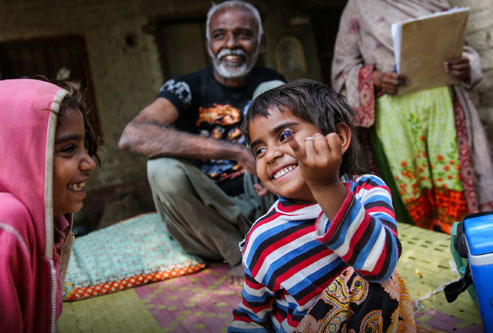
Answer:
(0, 0, 491, 190)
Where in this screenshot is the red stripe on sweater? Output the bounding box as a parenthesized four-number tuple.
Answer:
(273, 247, 332, 291)
(250, 224, 314, 277)
(340, 211, 370, 262)
(366, 206, 395, 219)
(317, 184, 353, 242)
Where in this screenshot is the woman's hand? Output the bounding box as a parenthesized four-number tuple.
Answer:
(372, 70, 407, 95)
(445, 56, 470, 82)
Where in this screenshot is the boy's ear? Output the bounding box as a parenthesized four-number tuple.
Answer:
(335, 123, 352, 154)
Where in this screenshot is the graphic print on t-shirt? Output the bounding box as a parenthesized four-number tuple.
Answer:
(159, 79, 192, 108)
(196, 103, 241, 127)
(156, 66, 286, 186)
(197, 103, 244, 182)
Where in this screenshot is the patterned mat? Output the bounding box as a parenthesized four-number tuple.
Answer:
(59, 222, 484, 332)
(135, 263, 241, 332)
(64, 213, 205, 301)
(59, 263, 239, 332)
(396, 223, 482, 332)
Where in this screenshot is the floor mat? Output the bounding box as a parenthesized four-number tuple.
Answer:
(135, 263, 241, 332)
(64, 212, 205, 301)
(59, 223, 483, 332)
(59, 263, 240, 332)
(396, 223, 482, 332)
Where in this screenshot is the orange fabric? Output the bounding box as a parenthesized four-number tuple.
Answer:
(406, 188, 467, 234)
(64, 263, 206, 301)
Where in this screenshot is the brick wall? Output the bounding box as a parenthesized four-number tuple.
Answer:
(0, 0, 492, 190)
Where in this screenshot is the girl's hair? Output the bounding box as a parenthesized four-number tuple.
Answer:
(242, 78, 360, 176)
(54, 80, 101, 165)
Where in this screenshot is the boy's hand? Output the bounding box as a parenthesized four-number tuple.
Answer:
(286, 130, 343, 189)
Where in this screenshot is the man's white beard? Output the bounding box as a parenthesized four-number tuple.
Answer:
(211, 47, 259, 79)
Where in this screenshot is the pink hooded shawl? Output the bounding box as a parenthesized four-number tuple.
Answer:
(0, 79, 73, 332)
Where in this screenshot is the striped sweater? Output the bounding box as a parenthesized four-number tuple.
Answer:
(229, 174, 401, 332)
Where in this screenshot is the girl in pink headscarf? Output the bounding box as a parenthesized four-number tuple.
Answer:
(0, 79, 100, 332)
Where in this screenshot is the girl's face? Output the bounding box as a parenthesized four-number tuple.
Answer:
(249, 106, 320, 202)
(53, 107, 96, 216)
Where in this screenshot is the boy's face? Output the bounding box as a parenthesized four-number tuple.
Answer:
(249, 106, 320, 202)
(53, 107, 96, 216)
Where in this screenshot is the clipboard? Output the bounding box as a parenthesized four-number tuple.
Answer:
(392, 7, 470, 95)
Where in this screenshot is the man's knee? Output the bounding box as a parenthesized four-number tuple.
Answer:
(147, 158, 190, 195)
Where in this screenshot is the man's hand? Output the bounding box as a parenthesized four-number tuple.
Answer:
(236, 145, 270, 197)
(372, 70, 407, 95)
(286, 131, 343, 189)
(253, 183, 269, 197)
(236, 145, 257, 176)
(445, 56, 470, 82)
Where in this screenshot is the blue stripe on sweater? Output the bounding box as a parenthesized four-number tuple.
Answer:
(325, 198, 361, 250)
(261, 239, 321, 285)
(242, 285, 275, 305)
(244, 218, 297, 265)
(228, 327, 268, 333)
(353, 217, 381, 269)
(286, 257, 344, 297)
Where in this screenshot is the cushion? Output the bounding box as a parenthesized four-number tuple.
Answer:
(63, 212, 206, 301)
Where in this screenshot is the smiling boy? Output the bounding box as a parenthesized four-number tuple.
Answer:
(229, 79, 401, 332)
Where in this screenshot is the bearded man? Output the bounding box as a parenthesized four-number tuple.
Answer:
(119, 0, 285, 282)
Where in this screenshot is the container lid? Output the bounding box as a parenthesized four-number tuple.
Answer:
(464, 212, 493, 256)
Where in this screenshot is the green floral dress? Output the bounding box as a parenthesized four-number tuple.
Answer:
(375, 86, 467, 232)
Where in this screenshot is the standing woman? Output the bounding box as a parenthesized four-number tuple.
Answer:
(0, 79, 99, 331)
(332, 0, 493, 233)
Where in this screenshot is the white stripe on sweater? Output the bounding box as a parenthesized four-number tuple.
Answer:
(362, 224, 386, 272)
(332, 206, 365, 258)
(255, 231, 316, 283)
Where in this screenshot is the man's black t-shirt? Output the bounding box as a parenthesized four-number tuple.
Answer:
(156, 66, 285, 195)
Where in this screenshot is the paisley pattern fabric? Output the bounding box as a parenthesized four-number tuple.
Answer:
(296, 267, 417, 333)
(352, 65, 376, 128)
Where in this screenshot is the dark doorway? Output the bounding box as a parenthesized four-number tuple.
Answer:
(0, 34, 102, 140)
(151, 17, 210, 79)
(310, 4, 346, 86)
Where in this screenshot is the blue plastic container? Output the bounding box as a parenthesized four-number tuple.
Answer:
(464, 212, 493, 332)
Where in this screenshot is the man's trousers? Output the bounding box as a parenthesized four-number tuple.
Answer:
(147, 157, 274, 266)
